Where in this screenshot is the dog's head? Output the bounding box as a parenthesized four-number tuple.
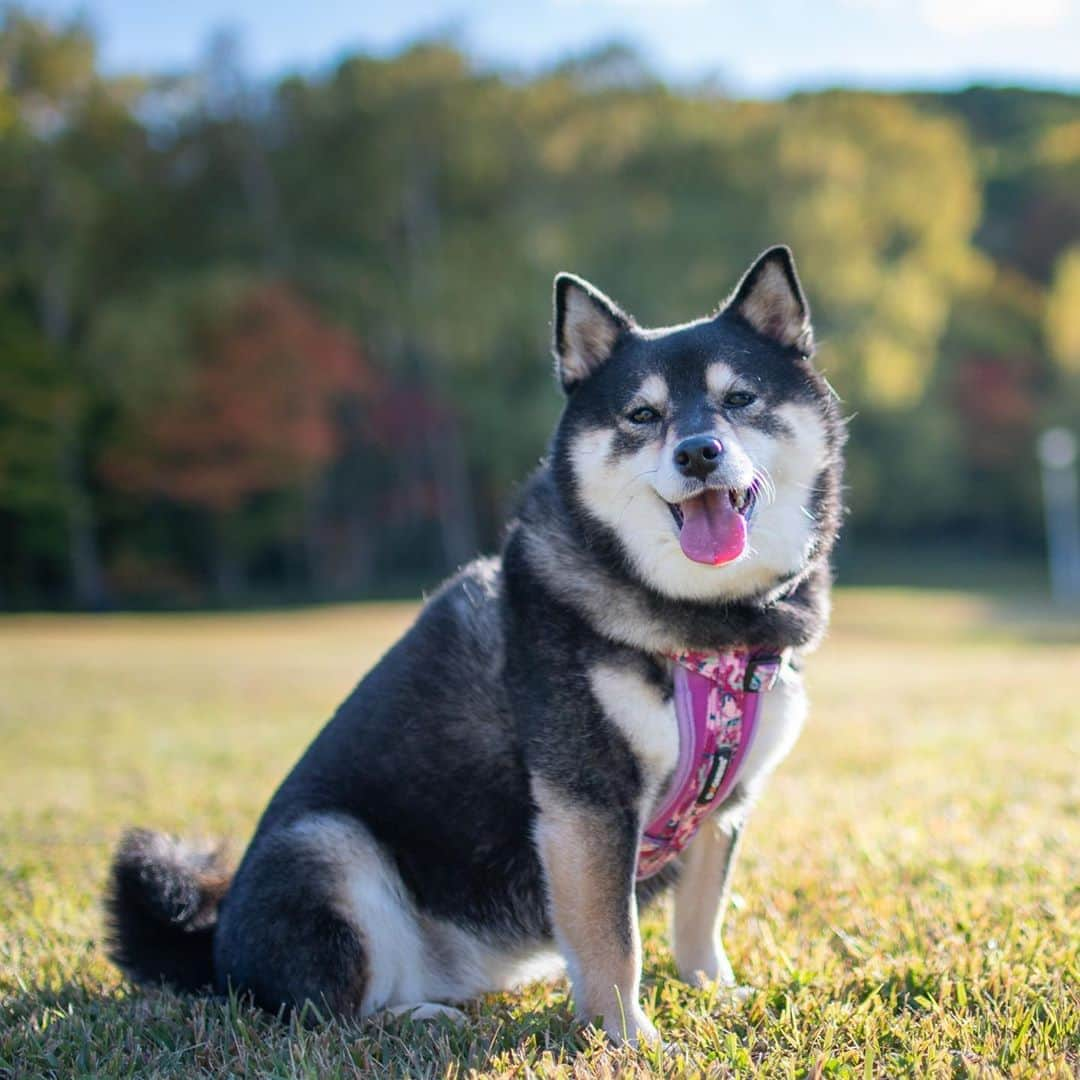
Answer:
(550, 247, 843, 603)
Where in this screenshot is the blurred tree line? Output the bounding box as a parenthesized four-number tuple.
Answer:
(1, 11, 1078, 608)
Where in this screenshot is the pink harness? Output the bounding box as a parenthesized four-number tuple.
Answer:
(636, 649, 787, 880)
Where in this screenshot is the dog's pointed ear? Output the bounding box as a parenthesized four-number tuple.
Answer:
(552, 273, 632, 391)
(723, 246, 813, 354)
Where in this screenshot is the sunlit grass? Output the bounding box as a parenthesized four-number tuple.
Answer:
(1, 590, 1077, 1077)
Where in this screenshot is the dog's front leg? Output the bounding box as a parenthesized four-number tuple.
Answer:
(532, 777, 657, 1047)
(672, 818, 743, 987)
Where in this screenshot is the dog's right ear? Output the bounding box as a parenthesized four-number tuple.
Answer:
(552, 273, 632, 392)
(723, 246, 813, 354)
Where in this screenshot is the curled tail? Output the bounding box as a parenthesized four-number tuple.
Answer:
(105, 828, 232, 993)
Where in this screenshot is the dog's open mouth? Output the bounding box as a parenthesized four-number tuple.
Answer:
(666, 486, 755, 566)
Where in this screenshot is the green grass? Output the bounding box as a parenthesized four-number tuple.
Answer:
(1, 590, 1077, 1078)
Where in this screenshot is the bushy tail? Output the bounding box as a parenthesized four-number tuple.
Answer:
(105, 828, 232, 993)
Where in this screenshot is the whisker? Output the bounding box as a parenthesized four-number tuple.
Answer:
(612, 467, 659, 505)
(615, 492, 642, 529)
(752, 465, 777, 507)
(610, 467, 662, 530)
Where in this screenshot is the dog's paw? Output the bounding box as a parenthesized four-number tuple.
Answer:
(714, 982, 755, 1005)
(602, 1005, 660, 1048)
(676, 947, 735, 989)
(382, 1002, 468, 1024)
(682, 966, 727, 991)
(676, 954, 755, 1006)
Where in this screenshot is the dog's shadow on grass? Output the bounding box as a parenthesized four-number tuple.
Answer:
(2, 980, 588, 1076)
(372, 996, 587, 1073)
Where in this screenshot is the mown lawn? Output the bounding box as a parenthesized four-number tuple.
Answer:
(1, 590, 1077, 1078)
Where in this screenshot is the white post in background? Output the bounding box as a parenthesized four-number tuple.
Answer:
(1037, 427, 1080, 606)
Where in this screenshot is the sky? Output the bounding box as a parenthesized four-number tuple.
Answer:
(28, 0, 1080, 96)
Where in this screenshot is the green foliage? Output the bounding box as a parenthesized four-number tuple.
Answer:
(0, 305, 64, 517)
(0, 10, 1078, 605)
(1047, 247, 1080, 375)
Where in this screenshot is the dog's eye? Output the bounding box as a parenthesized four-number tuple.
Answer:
(723, 390, 757, 409)
(628, 406, 661, 424)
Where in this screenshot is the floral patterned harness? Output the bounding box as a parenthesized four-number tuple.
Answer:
(636, 649, 789, 880)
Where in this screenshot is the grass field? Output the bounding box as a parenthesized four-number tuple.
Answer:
(1, 589, 1077, 1078)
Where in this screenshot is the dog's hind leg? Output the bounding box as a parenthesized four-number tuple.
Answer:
(213, 819, 375, 1018)
(216, 812, 454, 1019)
(218, 812, 536, 1022)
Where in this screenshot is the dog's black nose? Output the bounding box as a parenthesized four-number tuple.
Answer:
(673, 435, 723, 480)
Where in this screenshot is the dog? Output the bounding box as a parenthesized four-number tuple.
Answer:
(107, 246, 844, 1046)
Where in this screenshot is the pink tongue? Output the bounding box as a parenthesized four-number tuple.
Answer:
(678, 490, 747, 565)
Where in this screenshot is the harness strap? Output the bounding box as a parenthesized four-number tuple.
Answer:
(635, 648, 788, 880)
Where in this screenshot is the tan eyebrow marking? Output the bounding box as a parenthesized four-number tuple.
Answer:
(634, 373, 670, 409)
(705, 361, 737, 397)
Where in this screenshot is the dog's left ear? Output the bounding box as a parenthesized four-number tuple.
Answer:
(723, 246, 813, 355)
(552, 273, 633, 391)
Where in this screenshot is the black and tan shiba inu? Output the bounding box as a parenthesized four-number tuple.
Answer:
(107, 246, 844, 1045)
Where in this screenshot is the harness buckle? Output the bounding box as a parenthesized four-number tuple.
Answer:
(696, 745, 734, 805)
(743, 653, 784, 693)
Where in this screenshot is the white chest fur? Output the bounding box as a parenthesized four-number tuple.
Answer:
(587, 660, 807, 812)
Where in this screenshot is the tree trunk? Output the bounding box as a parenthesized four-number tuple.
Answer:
(344, 509, 374, 595)
(429, 416, 477, 571)
(212, 515, 246, 603)
(42, 255, 109, 610)
(65, 463, 107, 609)
(303, 478, 328, 597)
